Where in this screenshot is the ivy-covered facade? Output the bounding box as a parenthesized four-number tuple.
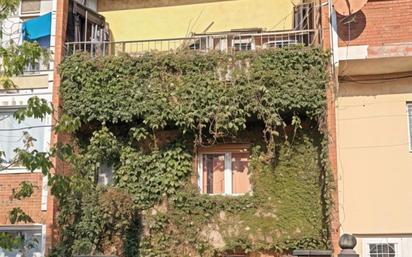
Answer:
(50, 47, 333, 257)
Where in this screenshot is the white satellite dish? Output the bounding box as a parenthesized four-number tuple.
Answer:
(334, 0, 368, 16)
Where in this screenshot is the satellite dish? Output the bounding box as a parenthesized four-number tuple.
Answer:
(334, 0, 368, 16)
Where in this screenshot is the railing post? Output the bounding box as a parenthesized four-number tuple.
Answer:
(338, 234, 359, 257)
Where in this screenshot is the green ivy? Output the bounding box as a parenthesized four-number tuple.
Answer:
(115, 143, 192, 209)
(53, 47, 332, 257)
(59, 47, 329, 146)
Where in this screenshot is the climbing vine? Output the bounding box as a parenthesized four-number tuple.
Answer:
(51, 46, 332, 257)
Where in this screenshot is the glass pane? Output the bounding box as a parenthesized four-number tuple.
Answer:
(232, 153, 251, 194)
(203, 154, 225, 194)
(388, 244, 395, 254)
(0, 111, 46, 164)
(0, 230, 42, 257)
(98, 164, 113, 185)
(370, 244, 378, 253)
(369, 243, 397, 257)
(21, 0, 41, 13)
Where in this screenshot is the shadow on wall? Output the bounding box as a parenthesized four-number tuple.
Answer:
(338, 77, 412, 98)
(337, 11, 366, 42)
(98, 0, 236, 12)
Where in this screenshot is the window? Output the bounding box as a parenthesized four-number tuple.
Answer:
(294, 3, 314, 30)
(20, 0, 41, 15)
(408, 103, 412, 151)
(97, 163, 113, 185)
(363, 238, 401, 257)
(369, 244, 396, 257)
(24, 61, 41, 73)
(0, 109, 46, 167)
(232, 37, 255, 51)
(198, 145, 251, 195)
(0, 225, 44, 257)
(189, 37, 212, 50)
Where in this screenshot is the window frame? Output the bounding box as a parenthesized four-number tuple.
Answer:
(407, 102, 412, 152)
(0, 93, 52, 173)
(362, 238, 401, 257)
(231, 37, 255, 51)
(97, 163, 114, 186)
(0, 224, 45, 257)
(19, 0, 41, 17)
(0, 108, 46, 171)
(197, 145, 251, 196)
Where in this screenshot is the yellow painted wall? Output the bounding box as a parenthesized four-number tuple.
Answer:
(336, 76, 412, 235)
(98, 0, 301, 41)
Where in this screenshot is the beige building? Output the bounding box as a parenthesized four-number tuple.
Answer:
(329, 0, 412, 257)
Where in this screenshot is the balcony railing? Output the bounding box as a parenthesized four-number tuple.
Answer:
(65, 29, 322, 56)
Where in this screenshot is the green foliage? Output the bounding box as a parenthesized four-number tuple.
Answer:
(50, 186, 136, 257)
(12, 181, 36, 200)
(54, 114, 81, 133)
(54, 47, 332, 257)
(15, 149, 52, 175)
(0, 42, 49, 88)
(14, 96, 52, 122)
(0, 0, 20, 20)
(59, 47, 329, 146)
(9, 207, 34, 224)
(115, 143, 192, 209)
(0, 232, 22, 251)
(138, 132, 329, 257)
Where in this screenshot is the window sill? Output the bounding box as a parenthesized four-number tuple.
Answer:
(0, 168, 42, 174)
(19, 12, 41, 18)
(200, 192, 253, 197)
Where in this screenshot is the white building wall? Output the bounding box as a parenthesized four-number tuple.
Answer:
(0, 1, 58, 254)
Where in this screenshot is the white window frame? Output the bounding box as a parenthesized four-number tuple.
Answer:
(19, 0, 42, 17)
(232, 37, 256, 51)
(407, 103, 412, 152)
(198, 152, 250, 196)
(0, 94, 52, 174)
(0, 224, 45, 257)
(362, 238, 401, 257)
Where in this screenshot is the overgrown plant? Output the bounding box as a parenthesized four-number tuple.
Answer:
(49, 46, 332, 257)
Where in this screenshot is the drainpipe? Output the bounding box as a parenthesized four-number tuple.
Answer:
(328, 0, 340, 86)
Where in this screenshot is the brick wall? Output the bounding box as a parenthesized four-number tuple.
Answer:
(321, 0, 341, 255)
(0, 172, 45, 224)
(337, 0, 412, 47)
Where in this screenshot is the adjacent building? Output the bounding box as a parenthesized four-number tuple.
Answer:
(325, 1, 412, 257)
(0, 0, 57, 256)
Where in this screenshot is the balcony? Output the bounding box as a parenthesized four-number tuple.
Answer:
(65, 28, 322, 56)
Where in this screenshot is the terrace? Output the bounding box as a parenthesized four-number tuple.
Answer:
(64, 1, 323, 56)
(65, 28, 321, 56)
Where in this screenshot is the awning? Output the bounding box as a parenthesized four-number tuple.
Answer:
(22, 12, 52, 41)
